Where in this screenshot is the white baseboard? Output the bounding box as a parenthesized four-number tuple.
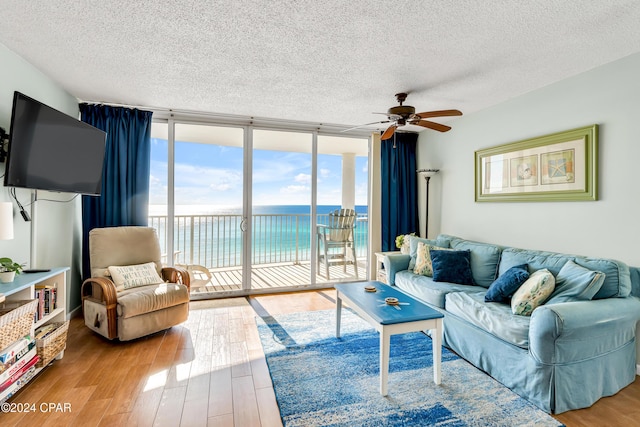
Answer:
(68, 305, 81, 319)
(636, 364, 640, 376)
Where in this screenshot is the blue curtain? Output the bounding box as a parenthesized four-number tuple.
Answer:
(380, 132, 419, 251)
(80, 104, 153, 279)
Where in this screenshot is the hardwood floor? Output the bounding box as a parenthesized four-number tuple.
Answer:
(2, 290, 638, 426)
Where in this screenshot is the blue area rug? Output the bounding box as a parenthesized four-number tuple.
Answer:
(257, 309, 563, 427)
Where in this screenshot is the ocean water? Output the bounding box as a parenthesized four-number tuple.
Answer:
(149, 205, 368, 268)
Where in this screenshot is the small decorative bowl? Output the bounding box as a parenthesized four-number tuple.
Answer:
(385, 297, 399, 305)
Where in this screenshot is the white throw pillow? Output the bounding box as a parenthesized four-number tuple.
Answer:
(413, 242, 451, 276)
(108, 261, 163, 291)
(511, 269, 555, 316)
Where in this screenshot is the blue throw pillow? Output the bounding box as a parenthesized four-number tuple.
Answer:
(430, 249, 475, 286)
(485, 264, 529, 303)
(545, 260, 605, 304)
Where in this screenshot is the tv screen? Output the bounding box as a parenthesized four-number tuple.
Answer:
(3, 92, 107, 195)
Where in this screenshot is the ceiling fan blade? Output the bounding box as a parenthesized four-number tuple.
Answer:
(381, 125, 397, 140)
(416, 120, 452, 132)
(341, 121, 390, 133)
(414, 109, 463, 119)
(374, 112, 403, 120)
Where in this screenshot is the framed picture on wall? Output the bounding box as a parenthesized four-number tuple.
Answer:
(474, 124, 598, 202)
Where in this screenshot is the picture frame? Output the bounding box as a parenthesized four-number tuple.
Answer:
(475, 125, 598, 202)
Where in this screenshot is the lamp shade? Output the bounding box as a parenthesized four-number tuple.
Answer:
(0, 202, 14, 240)
(417, 168, 440, 177)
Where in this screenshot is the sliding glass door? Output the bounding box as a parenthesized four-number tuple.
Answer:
(316, 135, 369, 284)
(251, 129, 312, 290)
(149, 122, 246, 296)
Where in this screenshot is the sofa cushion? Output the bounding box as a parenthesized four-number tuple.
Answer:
(394, 270, 476, 308)
(446, 291, 531, 348)
(485, 264, 529, 303)
(117, 283, 189, 319)
(545, 260, 605, 304)
(413, 243, 451, 276)
(499, 247, 630, 299)
(574, 258, 629, 299)
(444, 235, 502, 288)
(511, 269, 555, 316)
(431, 249, 475, 286)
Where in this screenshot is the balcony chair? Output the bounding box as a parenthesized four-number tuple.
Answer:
(81, 226, 191, 341)
(317, 208, 359, 280)
(177, 263, 213, 290)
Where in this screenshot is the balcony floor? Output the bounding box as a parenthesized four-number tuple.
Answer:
(188, 259, 368, 295)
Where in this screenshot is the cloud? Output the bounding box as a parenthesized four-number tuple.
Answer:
(320, 168, 331, 178)
(174, 162, 242, 189)
(294, 173, 312, 184)
(280, 185, 309, 194)
(210, 182, 232, 191)
(253, 152, 311, 184)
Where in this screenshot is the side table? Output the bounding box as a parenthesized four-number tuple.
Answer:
(374, 251, 401, 284)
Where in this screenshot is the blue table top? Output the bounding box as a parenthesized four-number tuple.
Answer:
(335, 281, 443, 325)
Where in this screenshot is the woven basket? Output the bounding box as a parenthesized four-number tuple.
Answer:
(36, 321, 69, 368)
(0, 299, 38, 352)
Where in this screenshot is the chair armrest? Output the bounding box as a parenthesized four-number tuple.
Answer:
(81, 277, 119, 340)
(162, 266, 191, 291)
(382, 254, 412, 285)
(529, 297, 640, 364)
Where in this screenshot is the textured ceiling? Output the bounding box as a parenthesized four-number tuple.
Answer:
(1, 1, 640, 133)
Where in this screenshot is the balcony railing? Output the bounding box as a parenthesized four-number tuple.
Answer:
(148, 213, 368, 268)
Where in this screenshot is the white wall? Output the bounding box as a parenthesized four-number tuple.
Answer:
(0, 43, 81, 312)
(417, 52, 640, 268)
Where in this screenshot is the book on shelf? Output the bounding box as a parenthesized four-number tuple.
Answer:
(0, 342, 36, 383)
(35, 289, 45, 322)
(33, 287, 58, 322)
(0, 334, 32, 363)
(0, 353, 38, 393)
(1, 338, 35, 375)
(0, 364, 38, 403)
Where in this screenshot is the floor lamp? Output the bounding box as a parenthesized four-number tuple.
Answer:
(417, 169, 439, 238)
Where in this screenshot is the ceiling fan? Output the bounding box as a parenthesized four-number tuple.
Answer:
(351, 92, 463, 140)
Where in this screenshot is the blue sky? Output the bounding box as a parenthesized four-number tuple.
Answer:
(149, 138, 368, 212)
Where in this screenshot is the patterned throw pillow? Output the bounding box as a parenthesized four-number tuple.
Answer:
(108, 261, 163, 292)
(413, 242, 451, 276)
(511, 269, 556, 316)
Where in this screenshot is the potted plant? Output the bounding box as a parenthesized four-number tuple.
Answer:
(0, 257, 24, 283)
(395, 233, 414, 254)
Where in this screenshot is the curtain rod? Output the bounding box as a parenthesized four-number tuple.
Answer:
(78, 99, 374, 136)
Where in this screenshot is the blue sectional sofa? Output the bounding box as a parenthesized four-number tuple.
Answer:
(383, 234, 640, 414)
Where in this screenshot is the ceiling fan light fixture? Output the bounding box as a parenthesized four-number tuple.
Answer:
(351, 93, 462, 141)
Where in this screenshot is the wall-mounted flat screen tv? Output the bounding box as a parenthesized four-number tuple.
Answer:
(3, 91, 107, 195)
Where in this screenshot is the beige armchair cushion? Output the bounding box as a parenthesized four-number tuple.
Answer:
(117, 283, 189, 319)
(90, 226, 162, 278)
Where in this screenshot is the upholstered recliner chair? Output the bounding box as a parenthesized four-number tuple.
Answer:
(81, 226, 191, 341)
